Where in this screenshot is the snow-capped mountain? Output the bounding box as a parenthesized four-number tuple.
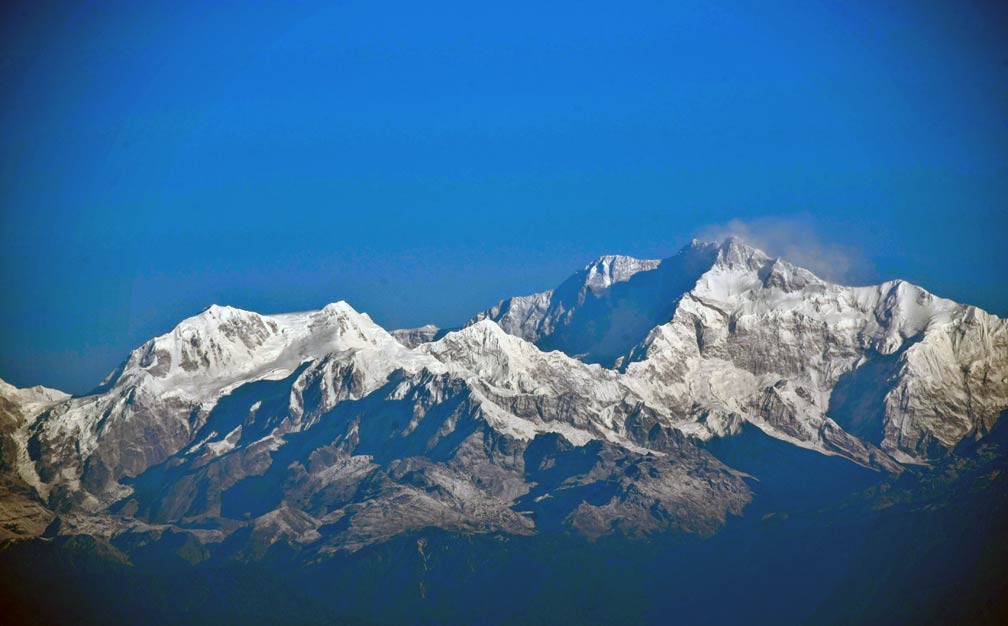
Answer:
(467, 254, 667, 362)
(469, 238, 1008, 465)
(621, 239, 1008, 464)
(1, 237, 1005, 560)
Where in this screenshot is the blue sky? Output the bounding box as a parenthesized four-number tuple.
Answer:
(1, 1, 1006, 393)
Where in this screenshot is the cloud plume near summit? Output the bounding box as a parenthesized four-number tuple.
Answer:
(696, 217, 874, 284)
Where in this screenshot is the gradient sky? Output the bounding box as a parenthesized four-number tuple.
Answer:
(2, 1, 1007, 393)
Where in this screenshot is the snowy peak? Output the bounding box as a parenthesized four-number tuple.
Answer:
(434, 317, 582, 363)
(126, 305, 284, 392)
(425, 319, 537, 369)
(870, 280, 959, 336)
(711, 236, 771, 272)
(685, 237, 832, 301)
(619, 238, 1008, 463)
(557, 254, 661, 304)
(0, 378, 69, 404)
(0, 378, 69, 420)
(467, 253, 663, 340)
(581, 255, 661, 295)
(288, 300, 398, 350)
(422, 319, 609, 397)
(448, 317, 519, 343)
(116, 300, 404, 398)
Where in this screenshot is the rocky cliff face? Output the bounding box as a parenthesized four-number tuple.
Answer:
(0, 380, 67, 540)
(1, 238, 1005, 559)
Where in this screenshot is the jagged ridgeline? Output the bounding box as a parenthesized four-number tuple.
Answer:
(2, 238, 1007, 624)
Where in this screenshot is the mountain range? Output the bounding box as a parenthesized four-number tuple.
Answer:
(2, 237, 1007, 624)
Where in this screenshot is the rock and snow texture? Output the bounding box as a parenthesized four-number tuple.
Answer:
(1, 237, 1006, 556)
(4, 302, 750, 552)
(582, 255, 662, 293)
(464, 238, 1007, 466)
(27, 302, 440, 509)
(620, 238, 1008, 464)
(467, 254, 664, 361)
(0, 379, 68, 539)
(391, 324, 440, 348)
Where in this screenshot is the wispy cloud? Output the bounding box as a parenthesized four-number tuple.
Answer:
(696, 217, 874, 284)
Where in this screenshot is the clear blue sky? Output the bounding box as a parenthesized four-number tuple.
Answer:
(2, 1, 1006, 393)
